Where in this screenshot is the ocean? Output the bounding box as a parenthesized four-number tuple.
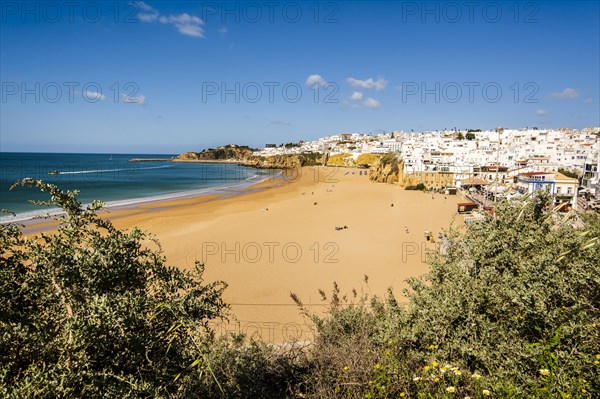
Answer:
(0, 152, 275, 223)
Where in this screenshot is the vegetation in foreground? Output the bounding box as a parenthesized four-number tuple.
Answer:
(1, 181, 599, 398)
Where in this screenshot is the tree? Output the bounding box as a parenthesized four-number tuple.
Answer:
(558, 168, 579, 179)
(0, 179, 228, 397)
(465, 132, 476, 140)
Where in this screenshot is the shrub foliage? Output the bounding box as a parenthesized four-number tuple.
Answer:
(0, 179, 228, 397)
(295, 193, 600, 398)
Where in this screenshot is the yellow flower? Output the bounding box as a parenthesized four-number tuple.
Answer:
(482, 389, 490, 396)
(385, 350, 392, 356)
(454, 370, 462, 376)
(400, 393, 406, 397)
(446, 386, 456, 393)
(596, 354, 600, 360)
(594, 360, 599, 365)
(424, 365, 431, 371)
(374, 363, 381, 370)
(343, 365, 349, 371)
(539, 368, 550, 376)
(434, 377, 440, 382)
(471, 373, 482, 379)
(432, 360, 439, 367)
(429, 344, 439, 350)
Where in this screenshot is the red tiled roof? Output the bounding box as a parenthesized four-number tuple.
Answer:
(521, 172, 551, 176)
(461, 177, 488, 185)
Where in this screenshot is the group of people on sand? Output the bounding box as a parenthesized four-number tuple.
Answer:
(344, 170, 368, 176)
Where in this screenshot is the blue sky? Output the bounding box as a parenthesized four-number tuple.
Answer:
(1, 0, 599, 154)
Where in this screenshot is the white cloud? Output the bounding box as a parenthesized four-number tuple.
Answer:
(122, 94, 146, 105)
(134, 1, 154, 12)
(536, 108, 548, 116)
(362, 98, 382, 108)
(305, 74, 326, 87)
(135, 3, 205, 38)
(551, 88, 579, 99)
(584, 98, 593, 104)
(346, 77, 387, 91)
(271, 120, 291, 126)
(350, 91, 363, 100)
(159, 14, 205, 37)
(134, 1, 159, 22)
(82, 91, 106, 101)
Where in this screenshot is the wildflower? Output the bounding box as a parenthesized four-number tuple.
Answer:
(446, 386, 456, 393)
(454, 370, 462, 376)
(424, 365, 431, 371)
(471, 373, 482, 379)
(368, 380, 373, 385)
(482, 389, 490, 396)
(432, 360, 439, 367)
(400, 393, 406, 397)
(385, 350, 392, 356)
(434, 377, 440, 382)
(464, 397, 471, 399)
(596, 354, 600, 360)
(374, 363, 381, 370)
(343, 365, 349, 371)
(595, 360, 599, 365)
(539, 369, 550, 376)
(413, 377, 421, 382)
(429, 344, 439, 350)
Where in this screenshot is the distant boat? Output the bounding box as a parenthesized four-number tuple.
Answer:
(109, 155, 113, 161)
(48, 170, 60, 175)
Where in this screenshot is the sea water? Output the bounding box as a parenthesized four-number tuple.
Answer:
(0, 152, 275, 222)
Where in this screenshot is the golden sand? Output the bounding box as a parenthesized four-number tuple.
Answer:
(25, 166, 462, 342)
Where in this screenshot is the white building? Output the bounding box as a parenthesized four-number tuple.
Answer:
(517, 171, 578, 202)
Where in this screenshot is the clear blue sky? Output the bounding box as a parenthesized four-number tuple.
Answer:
(1, 0, 599, 154)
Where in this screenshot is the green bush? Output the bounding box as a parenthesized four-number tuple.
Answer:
(405, 183, 426, 191)
(0, 179, 229, 397)
(295, 194, 600, 398)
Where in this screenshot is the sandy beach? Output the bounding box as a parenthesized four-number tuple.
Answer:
(24, 166, 462, 342)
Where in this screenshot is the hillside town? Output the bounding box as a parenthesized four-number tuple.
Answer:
(254, 127, 600, 210)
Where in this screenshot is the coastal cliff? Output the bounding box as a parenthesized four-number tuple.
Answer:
(325, 153, 382, 167)
(174, 145, 322, 169)
(241, 153, 322, 169)
(369, 153, 400, 184)
(175, 145, 254, 161)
